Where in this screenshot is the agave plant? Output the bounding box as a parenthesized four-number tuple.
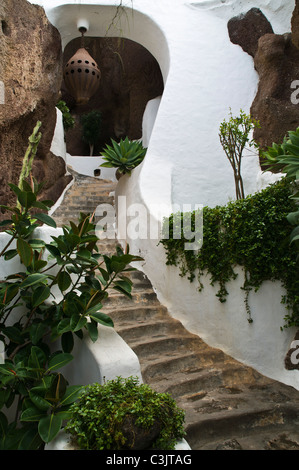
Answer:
(100, 137, 147, 176)
(262, 127, 299, 179)
(263, 127, 299, 252)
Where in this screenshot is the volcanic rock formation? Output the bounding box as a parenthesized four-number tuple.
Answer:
(228, 5, 299, 150)
(0, 0, 70, 218)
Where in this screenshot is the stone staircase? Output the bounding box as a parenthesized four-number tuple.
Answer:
(51, 168, 299, 450)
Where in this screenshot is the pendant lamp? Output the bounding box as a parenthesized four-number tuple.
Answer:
(63, 27, 101, 105)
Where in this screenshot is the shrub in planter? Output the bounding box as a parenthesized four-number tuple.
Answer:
(65, 376, 186, 450)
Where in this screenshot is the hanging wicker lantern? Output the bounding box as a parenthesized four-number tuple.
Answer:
(63, 32, 101, 105)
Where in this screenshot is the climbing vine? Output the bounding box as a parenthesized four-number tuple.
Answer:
(160, 178, 299, 327)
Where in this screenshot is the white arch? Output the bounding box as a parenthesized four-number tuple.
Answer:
(39, 3, 170, 85)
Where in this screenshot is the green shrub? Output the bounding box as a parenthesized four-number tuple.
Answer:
(56, 100, 75, 132)
(65, 376, 186, 450)
(160, 178, 299, 327)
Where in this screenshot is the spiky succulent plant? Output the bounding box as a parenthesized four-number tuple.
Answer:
(100, 137, 147, 175)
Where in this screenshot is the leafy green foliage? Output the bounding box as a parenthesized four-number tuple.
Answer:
(80, 111, 102, 156)
(0, 125, 143, 449)
(65, 376, 185, 450)
(263, 127, 299, 251)
(219, 109, 260, 200)
(100, 137, 147, 176)
(56, 101, 75, 132)
(160, 178, 299, 327)
(262, 127, 299, 178)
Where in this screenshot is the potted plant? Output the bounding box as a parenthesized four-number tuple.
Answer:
(100, 137, 147, 179)
(64, 376, 186, 450)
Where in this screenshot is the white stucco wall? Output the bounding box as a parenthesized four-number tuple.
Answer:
(30, 0, 299, 389)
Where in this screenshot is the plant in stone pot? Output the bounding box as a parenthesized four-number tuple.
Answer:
(100, 137, 147, 179)
(64, 376, 186, 450)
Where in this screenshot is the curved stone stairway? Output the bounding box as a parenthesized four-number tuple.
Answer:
(51, 168, 299, 450)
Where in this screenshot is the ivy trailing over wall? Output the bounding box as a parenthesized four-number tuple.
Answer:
(160, 178, 299, 327)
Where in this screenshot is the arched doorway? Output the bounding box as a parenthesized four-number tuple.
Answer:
(62, 35, 164, 156)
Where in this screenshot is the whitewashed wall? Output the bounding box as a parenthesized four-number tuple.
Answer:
(30, 0, 299, 389)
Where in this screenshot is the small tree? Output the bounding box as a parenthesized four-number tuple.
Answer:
(219, 109, 260, 200)
(80, 111, 102, 156)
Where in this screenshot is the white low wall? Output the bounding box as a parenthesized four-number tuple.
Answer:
(0, 228, 142, 389)
(66, 154, 117, 181)
(115, 173, 299, 392)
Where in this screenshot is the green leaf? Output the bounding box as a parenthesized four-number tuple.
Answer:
(8, 183, 22, 198)
(17, 426, 43, 450)
(34, 213, 57, 228)
(287, 210, 299, 226)
(57, 318, 72, 335)
(47, 353, 73, 372)
(61, 331, 74, 353)
(38, 413, 63, 443)
(3, 326, 24, 344)
(0, 219, 12, 227)
(89, 311, 114, 328)
(113, 279, 133, 298)
(86, 321, 98, 342)
(28, 346, 47, 371)
(32, 285, 51, 307)
(17, 238, 33, 267)
(30, 323, 49, 345)
(70, 314, 87, 332)
(31, 201, 51, 211)
(3, 249, 18, 260)
(59, 385, 84, 406)
(46, 373, 67, 403)
(29, 392, 52, 411)
(21, 273, 47, 288)
(0, 412, 8, 435)
(18, 191, 36, 209)
(28, 238, 46, 250)
(20, 407, 46, 422)
(45, 244, 61, 259)
(57, 271, 72, 292)
(85, 302, 103, 317)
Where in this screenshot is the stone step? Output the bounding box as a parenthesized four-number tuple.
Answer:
(104, 303, 167, 321)
(184, 398, 299, 450)
(128, 335, 201, 359)
(115, 318, 189, 343)
(103, 288, 159, 307)
(140, 350, 227, 382)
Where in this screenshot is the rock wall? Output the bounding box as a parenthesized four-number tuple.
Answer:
(0, 0, 70, 219)
(228, 5, 299, 152)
